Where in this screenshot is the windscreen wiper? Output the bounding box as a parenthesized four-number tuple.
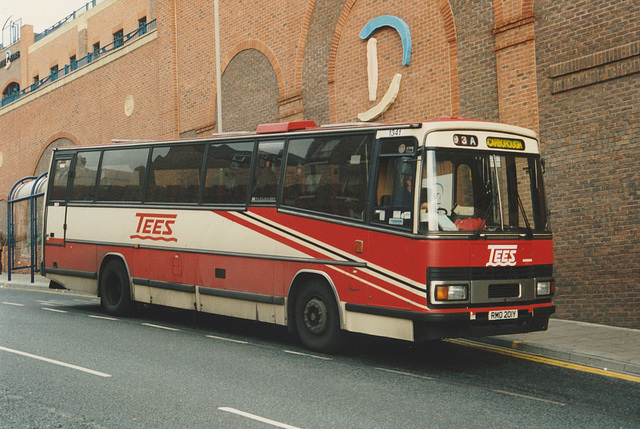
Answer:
(516, 192, 534, 239)
(472, 193, 495, 239)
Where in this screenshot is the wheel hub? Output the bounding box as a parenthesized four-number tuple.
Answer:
(303, 297, 327, 335)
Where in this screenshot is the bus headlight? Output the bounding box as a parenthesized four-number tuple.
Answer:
(435, 284, 468, 301)
(536, 280, 555, 296)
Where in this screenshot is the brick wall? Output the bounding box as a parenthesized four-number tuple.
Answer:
(329, 0, 457, 123)
(450, 0, 500, 121)
(85, 0, 151, 51)
(162, 0, 310, 135)
(301, 0, 345, 125)
(25, 0, 151, 85)
(535, 0, 640, 328)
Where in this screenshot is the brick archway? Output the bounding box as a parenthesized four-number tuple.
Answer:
(33, 133, 78, 176)
(210, 40, 286, 129)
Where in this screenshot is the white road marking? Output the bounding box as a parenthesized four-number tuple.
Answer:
(88, 315, 118, 321)
(142, 323, 181, 332)
(218, 407, 302, 429)
(43, 308, 68, 313)
(283, 350, 332, 361)
(0, 345, 111, 378)
(490, 388, 566, 406)
(375, 367, 434, 380)
(206, 335, 249, 344)
(1, 301, 24, 306)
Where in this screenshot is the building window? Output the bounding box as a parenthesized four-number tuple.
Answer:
(69, 55, 77, 72)
(138, 17, 147, 36)
(1, 82, 20, 105)
(50, 65, 59, 81)
(113, 29, 124, 48)
(92, 42, 100, 60)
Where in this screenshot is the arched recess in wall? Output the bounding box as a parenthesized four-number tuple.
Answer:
(34, 134, 77, 176)
(327, 0, 460, 123)
(1, 80, 20, 104)
(213, 41, 284, 133)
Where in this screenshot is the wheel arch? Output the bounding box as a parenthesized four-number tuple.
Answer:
(286, 270, 343, 333)
(98, 253, 133, 299)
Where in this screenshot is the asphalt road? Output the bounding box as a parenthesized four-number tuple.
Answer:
(1, 284, 638, 428)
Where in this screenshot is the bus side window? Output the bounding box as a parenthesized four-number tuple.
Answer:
(49, 157, 72, 203)
(282, 133, 373, 220)
(203, 141, 253, 205)
(97, 148, 148, 202)
(251, 141, 283, 204)
(69, 151, 101, 202)
(146, 144, 204, 204)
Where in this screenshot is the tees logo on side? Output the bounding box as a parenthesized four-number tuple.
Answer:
(130, 213, 177, 242)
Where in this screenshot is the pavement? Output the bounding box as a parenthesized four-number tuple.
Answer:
(2, 272, 639, 377)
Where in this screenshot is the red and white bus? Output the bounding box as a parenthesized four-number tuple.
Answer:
(43, 118, 555, 352)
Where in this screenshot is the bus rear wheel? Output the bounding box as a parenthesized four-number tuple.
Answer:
(100, 260, 134, 316)
(294, 280, 346, 353)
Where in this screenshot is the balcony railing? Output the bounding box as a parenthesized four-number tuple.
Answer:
(1, 19, 156, 108)
(34, 1, 100, 43)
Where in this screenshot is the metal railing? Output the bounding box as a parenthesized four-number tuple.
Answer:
(34, 1, 100, 43)
(1, 19, 156, 108)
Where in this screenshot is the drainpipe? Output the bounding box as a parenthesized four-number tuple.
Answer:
(214, 0, 223, 133)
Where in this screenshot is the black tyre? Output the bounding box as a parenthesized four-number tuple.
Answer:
(100, 260, 134, 316)
(294, 280, 346, 353)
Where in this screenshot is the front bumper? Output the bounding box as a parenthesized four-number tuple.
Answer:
(345, 302, 555, 342)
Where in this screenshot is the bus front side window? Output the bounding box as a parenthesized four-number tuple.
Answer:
(49, 158, 72, 202)
(372, 156, 416, 229)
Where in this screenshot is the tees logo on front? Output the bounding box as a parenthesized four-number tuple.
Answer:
(486, 244, 517, 267)
(130, 213, 177, 242)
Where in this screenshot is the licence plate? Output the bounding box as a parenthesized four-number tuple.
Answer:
(489, 309, 518, 321)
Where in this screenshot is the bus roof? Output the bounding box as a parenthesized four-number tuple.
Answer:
(55, 117, 538, 152)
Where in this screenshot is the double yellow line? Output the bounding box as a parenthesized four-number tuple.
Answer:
(448, 338, 640, 384)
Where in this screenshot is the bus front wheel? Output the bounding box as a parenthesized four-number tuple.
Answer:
(100, 260, 134, 316)
(294, 281, 346, 353)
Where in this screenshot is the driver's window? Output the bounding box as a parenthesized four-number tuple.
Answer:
(372, 139, 417, 229)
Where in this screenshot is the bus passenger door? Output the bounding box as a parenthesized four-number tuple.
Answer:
(45, 155, 74, 245)
(44, 154, 73, 270)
